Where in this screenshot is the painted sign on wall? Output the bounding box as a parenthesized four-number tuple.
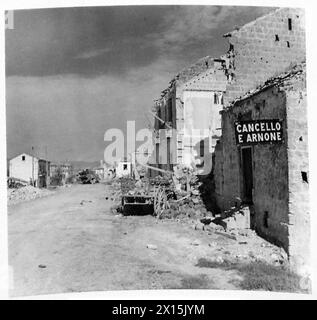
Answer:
(234, 119, 283, 145)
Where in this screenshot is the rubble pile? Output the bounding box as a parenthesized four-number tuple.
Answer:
(107, 165, 213, 221)
(160, 191, 208, 220)
(120, 177, 137, 194)
(159, 166, 210, 220)
(149, 175, 172, 187)
(76, 169, 99, 184)
(7, 177, 28, 189)
(107, 166, 250, 235)
(107, 177, 141, 201)
(108, 176, 172, 199)
(7, 185, 52, 205)
(105, 166, 290, 267)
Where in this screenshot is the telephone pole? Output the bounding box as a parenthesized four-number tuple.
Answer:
(31, 146, 34, 186)
(45, 146, 49, 187)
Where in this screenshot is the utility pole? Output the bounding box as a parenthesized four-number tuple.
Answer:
(45, 145, 49, 187)
(31, 146, 34, 186)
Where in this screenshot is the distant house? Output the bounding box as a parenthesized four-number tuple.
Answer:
(50, 162, 73, 183)
(9, 153, 50, 188)
(104, 167, 116, 180)
(93, 167, 104, 179)
(116, 160, 132, 178)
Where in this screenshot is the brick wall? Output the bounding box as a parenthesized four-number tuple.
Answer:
(223, 7, 306, 106)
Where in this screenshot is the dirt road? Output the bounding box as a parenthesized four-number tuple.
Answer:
(8, 183, 268, 296)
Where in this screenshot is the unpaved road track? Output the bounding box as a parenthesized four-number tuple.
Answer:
(8, 183, 240, 297)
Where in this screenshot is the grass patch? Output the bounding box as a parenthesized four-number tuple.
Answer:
(234, 262, 306, 293)
(196, 258, 232, 269)
(179, 274, 212, 289)
(196, 258, 309, 293)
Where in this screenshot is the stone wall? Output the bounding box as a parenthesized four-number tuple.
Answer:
(216, 84, 290, 251)
(153, 7, 306, 173)
(153, 87, 177, 173)
(175, 61, 227, 169)
(214, 66, 309, 271)
(284, 72, 310, 272)
(154, 58, 227, 171)
(223, 7, 306, 106)
(175, 56, 215, 84)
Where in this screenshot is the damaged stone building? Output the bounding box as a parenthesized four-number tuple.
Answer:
(222, 7, 306, 107)
(214, 63, 309, 272)
(213, 7, 308, 271)
(150, 7, 309, 271)
(150, 56, 227, 174)
(152, 7, 305, 175)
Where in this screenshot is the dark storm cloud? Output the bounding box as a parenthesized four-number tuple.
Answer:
(6, 6, 274, 77)
(5, 6, 174, 76)
(6, 5, 275, 161)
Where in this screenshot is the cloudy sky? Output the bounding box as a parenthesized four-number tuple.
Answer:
(6, 5, 274, 162)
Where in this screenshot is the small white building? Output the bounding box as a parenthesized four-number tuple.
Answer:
(93, 167, 104, 180)
(116, 160, 132, 178)
(9, 153, 50, 187)
(104, 167, 116, 180)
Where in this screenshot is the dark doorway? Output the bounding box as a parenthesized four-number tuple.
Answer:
(155, 143, 159, 164)
(38, 175, 46, 188)
(241, 147, 253, 204)
(167, 137, 172, 171)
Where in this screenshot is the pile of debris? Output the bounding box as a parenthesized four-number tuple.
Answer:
(76, 169, 99, 184)
(107, 164, 255, 243)
(7, 185, 52, 205)
(106, 165, 290, 268)
(7, 177, 28, 189)
(157, 166, 210, 220)
(120, 177, 137, 194)
(108, 165, 213, 221)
